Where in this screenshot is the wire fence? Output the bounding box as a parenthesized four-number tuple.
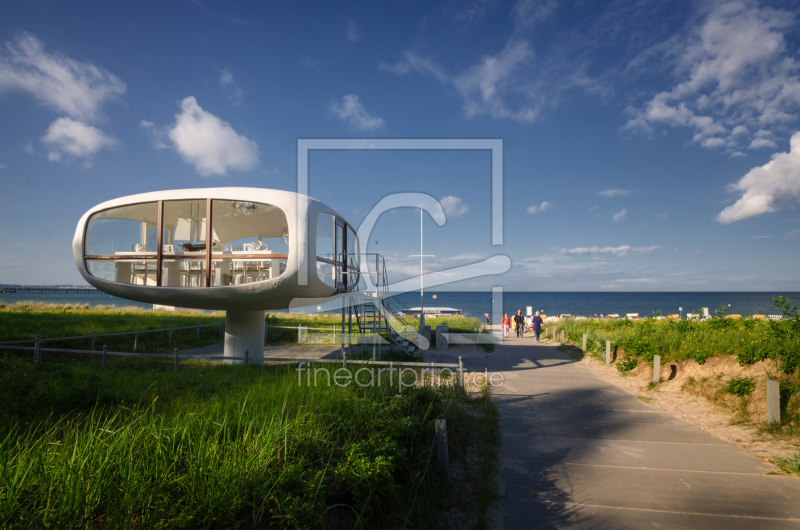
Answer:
(0, 341, 465, 386)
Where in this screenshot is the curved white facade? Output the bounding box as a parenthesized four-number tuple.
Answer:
(73, 188, 359, 311)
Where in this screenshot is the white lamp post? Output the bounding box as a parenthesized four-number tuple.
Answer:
(410, 209, 434, 326)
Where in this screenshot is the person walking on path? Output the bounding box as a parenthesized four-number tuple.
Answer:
(531, 311, 543, 342)
(502, 313, 511, 338)
(514, 310, 524, 338)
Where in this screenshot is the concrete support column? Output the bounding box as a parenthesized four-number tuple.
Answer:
(419, 324, 431, 350)
(224, 310, 265, 365)
(436, 325, 449, 349)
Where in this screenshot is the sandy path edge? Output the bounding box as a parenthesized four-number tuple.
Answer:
(577, 351, 799, 464)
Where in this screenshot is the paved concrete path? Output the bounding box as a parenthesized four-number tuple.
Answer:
(487, 334, 800, 529)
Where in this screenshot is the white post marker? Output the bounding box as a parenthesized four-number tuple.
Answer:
(582, 333, 587, 352)
(605, 340, 611, 365)
(560, 330, 564, 346)
(409, 208, 434, 327)
(653, 355, 661, 384)
(767, 380, 780, 425)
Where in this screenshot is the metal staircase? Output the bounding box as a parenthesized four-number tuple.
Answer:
(339, 253, 426, 355)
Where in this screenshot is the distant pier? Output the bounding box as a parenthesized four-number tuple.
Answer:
(0, 287, 102, 294)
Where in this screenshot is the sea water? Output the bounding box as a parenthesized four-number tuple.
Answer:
(3, 290, 798, 319)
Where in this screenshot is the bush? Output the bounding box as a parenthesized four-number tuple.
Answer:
(616, 357, 639, 373)
(726, 377, 756, 397)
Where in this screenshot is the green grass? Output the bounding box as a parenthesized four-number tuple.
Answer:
(554, 345, 584, 361)
(0, 303, 488, 352)
(772, 452, 800, 476)
(553, 316, 800, 372)
(0, 302, 226, 354)
(0, 349, 493, 528)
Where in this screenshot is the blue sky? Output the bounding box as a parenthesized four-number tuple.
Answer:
(2, 0, 800, 291)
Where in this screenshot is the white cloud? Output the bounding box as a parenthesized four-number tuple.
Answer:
(23, 142, 34, 154)
(749, 137, 777, 149)
(346, 19, 360, 43)
(717, 131, 800, 223)
(167, 96, 259, 176)
(613, 209, 627, 222)
(655, 212, 668, 220)
(384, 40, 540, 123)
(560, 245, 662, 257)
(623, 2, 800, 153)
(219, 68, 233, 86)
(140, 120, 153, 129)
(330, 94, 384, 130)
(0, 163, 6, 169)
(440, 196, 469, 217)
(41, 117, 116, 162)
(749, 235, 770, 239)
(527, 201, 553, 214)
(598, 189, 631, 198)
(0, 33, 125, 121)
(512, 0, 558, 27)
(785, 229, 800, 241)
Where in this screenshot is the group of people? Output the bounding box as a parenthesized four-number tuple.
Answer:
(501, 310, 544, 342)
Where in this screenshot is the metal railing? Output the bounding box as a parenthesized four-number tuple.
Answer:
(0, 321, 225, 352)
(1, 341, 466, 387)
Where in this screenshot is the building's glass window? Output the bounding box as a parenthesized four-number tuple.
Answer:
(85, 202, 158, 285)
(210, 200, 288, 286)
(84, 198, 295, 288)
(161, 200, 208, 288)
(86, 260, 158, 285)
(86, 202, 158, 256)
(316, 213, 336, 288)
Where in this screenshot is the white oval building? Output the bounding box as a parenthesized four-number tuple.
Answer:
(73, 188, 360, 361)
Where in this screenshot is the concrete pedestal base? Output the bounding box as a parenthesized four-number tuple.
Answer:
(436, 325, 449, 349)
(419, 324, 431, 350)
(224, 310, 265, 364)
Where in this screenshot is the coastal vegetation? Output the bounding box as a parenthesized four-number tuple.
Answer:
(0, 349, 496, 528)
(0, 302, 500, 527)
(0, 302, 485, 351)
(554, 297, 800, 373)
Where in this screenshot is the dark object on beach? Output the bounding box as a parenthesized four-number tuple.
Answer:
(180, 241, 206, 252)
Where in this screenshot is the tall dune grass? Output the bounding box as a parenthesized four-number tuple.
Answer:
(0, 353, 470, 528)
(555, 317, 800, 374)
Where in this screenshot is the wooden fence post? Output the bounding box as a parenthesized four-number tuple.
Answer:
(245, 349, 250, 365)
(196, 322, 200, 340)
(435, 419, 449, 478)
(34, 334, 40, 362)
(174, 348, 179, 373)
(458, 356, 464, 387)
(91, 330, 96, 356)
(582, 333, 587, 352)
(169, 325, 172, 346)
(605, 340, 611, 365)
(653, 355, 661, 384)
(560, 330, 564, 346)
(102, 345, 107, 371)
(134, 327, 138, 350)
(767, 380, 780, 425)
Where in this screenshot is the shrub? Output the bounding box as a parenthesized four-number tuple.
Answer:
(616, 357, 639, 373)
(726, 377, 756, 397)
